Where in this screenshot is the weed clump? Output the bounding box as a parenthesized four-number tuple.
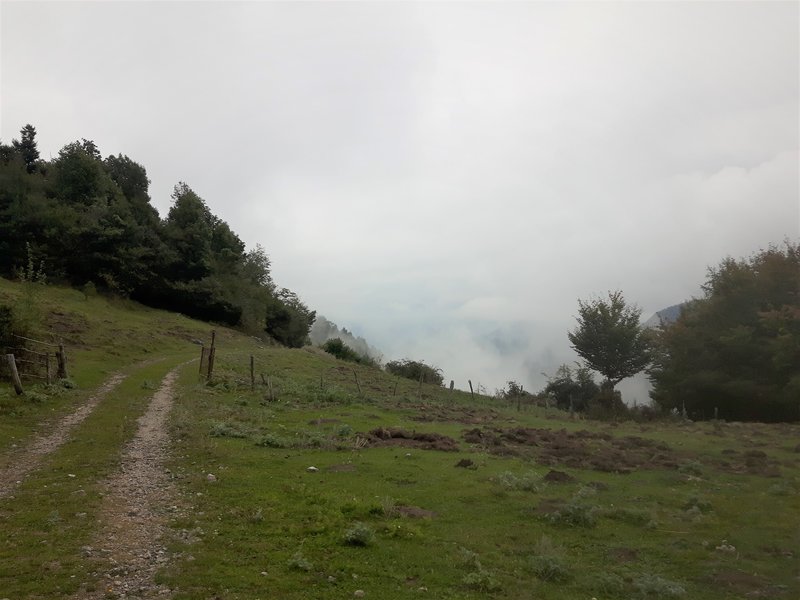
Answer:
(529, 536, 571, 582)
(462, 569, 501, 592)
(546, 500, 597, 527)
(632, 574, 686, 598)
(497, 471, 541, 492)
(458, 548, 501, 592)
(210, 421, 248, 438)
(287, 551, 313, 572)
(343, 522, 375, 546)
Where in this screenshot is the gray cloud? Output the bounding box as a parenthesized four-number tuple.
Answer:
(2, 1, 797, 394)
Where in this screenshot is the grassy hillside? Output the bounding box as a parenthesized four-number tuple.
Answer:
(1, 278, 798, 599)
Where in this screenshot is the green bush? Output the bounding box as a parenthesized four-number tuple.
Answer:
(321, 338, 377, 367)
(385, 359, 444, 386)
(343, 522, 375, 546)
(546, 501, 597, 527)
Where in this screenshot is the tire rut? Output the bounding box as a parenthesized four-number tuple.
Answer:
(81, 366, 181, 599)
(0, 372, 127, 499)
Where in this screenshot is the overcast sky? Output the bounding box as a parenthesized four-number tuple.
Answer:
(2, 1, 798, 397)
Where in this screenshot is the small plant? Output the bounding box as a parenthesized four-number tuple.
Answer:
(462, 569, 501, 592)
(287, 550, 313, 572)
(497, 471, 541, 492)
(632, 574, 686, 598)
(337, 423, 353, 437)
(589, 571, 626, 596)
(678, 461, 704, 477)
(210, 421, 248, 438)
(529, 535, 571, 582)
(141, 379, 157, 390)
(546, 501, 597, 527)
(256, 433, 293, 448)
(379, 496, 397, 518)
(343, 522, 375, 546)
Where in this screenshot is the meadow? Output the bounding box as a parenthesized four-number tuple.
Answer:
(0, 278, 798, 599)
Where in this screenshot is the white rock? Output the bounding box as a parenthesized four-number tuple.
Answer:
(307, 466, 319, 472)
(354, 591, 365, 598)
(206, 473, 217, 482)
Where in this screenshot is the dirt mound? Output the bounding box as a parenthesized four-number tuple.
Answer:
(462, 426, 680, 473)
(543, 469, 576, 483)
(366, 427, 459, 451)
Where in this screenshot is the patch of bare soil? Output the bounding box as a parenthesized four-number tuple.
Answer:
(711, 449, 784, 477)
(707, 570, 782, 598)
(80, 367, 181, 599)
(608, 547, 638, 563)
(0, 373, 127, 499)
(462, 427, 680, 473)
(45, 310, 91, 347)
(406, 403, 503, 425)
(542, 469, 577, 483)
(366, 427, 459, 451)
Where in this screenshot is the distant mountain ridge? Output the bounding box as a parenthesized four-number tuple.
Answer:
(644, 303, 686, 328)
(309, 316, 382, 361)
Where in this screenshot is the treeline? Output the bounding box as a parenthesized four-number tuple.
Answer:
(0, 125, 314, 346)
(649, 243, 799, 422)
(531, 242, 799, 422)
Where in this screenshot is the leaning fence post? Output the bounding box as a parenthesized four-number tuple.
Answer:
(56, 344, 68, 379)
(352, 369, 363, 397)
(6, 354, 24, 395)
(199, 345, 207, 375)
(468, 379, 474, 400)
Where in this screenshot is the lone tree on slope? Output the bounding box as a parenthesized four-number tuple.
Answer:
(568, 290, 652, 401)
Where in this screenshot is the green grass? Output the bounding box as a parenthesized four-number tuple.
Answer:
(1, 277, 799, 599)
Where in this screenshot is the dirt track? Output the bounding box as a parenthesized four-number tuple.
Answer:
(81, 367, 181, 599)
(0, 373, 127, 499)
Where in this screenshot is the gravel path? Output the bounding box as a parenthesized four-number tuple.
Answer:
(0, 372, 127, 499)
(81, 366, 182, 600)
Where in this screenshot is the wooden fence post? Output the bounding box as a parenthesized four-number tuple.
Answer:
(45, 353, 52, 385)
(393, 379, 398, 397)
(199, 346, 206, 375)
(352, 369, 363, 397)
(250, 355, 255, 391)
(6, 354, 23, 395)
(468, 379, 474, 400)
(417, 370, 424, 399)
(207, 347, 216, 380)
(206, 330, 216, 380)
(449, 380, 454, 391)
(56, 344, 68, 379)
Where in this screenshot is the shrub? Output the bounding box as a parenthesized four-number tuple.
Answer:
(462, 569, 501, 592)
(321, 338, 377, 366)
(546, 501, 597, 527)
(385, 359, 444, 386)
(210, 421, 248, 438)
(343, 522, 375, 546)
(497, 471, 542, 492)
